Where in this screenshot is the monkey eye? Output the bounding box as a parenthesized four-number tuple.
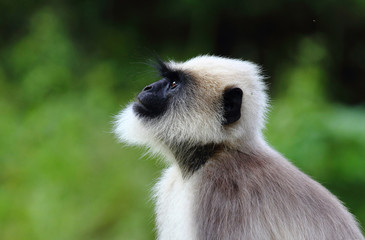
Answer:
(171, 81, 178, 89)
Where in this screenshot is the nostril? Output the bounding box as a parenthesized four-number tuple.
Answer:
(143, 85, 153, 91)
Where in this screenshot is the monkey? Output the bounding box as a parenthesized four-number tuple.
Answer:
(114, 55, 364, 240)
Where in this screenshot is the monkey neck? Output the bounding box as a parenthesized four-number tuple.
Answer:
(166, 136, 269, 178)
(168, 142, 224, 178)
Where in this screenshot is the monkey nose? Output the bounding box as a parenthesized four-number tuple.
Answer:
(143, 85, 153, 92)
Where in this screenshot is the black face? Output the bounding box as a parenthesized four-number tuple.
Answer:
(133, 59, 243, 125)
(133, 61, 186, 119)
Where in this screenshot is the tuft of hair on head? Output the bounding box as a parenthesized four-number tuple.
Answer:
(150, 57, 184, 82)
(153, 57, 170, 76)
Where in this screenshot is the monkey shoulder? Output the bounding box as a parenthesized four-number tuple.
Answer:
(194, 151, 364, 239)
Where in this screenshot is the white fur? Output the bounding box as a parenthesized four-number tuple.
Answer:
(153, 165, 198, 240)
(114, 104, 151, 146)
(114, 104, 175, 161)
(169, 55, 268, 149)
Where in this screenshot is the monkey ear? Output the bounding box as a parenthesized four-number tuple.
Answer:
(222, 87, 243, 125)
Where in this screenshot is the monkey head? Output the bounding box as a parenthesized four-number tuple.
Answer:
(114, 55, 268, 157)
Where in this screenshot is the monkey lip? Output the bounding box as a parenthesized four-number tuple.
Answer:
(133, 98, 156, 117)
(134, 99, 149, 112)
(133, 97, 167, 119)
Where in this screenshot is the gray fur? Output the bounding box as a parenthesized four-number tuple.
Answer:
(195, 149, 364, 240)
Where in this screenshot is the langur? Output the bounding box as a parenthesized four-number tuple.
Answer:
(114, 55, 364, 240)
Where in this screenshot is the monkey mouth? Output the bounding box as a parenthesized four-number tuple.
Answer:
(133, 99, 157, 118)
(133, 97, 167, 119)
(134, 98, 150, 113)
(135, 98, 146, 108)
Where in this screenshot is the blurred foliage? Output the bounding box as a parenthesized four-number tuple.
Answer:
(0, 1, 364, 240)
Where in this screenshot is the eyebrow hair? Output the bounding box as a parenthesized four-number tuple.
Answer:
(154, 58, 185, 81)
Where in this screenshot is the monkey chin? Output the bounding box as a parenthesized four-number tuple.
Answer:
(114, 103, 153, 146)
(114, 103, 175, 161)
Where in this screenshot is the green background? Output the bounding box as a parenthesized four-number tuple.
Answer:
(0, 0, 364, 239)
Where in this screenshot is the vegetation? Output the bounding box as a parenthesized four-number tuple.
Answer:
(0, 1, 364, 239)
